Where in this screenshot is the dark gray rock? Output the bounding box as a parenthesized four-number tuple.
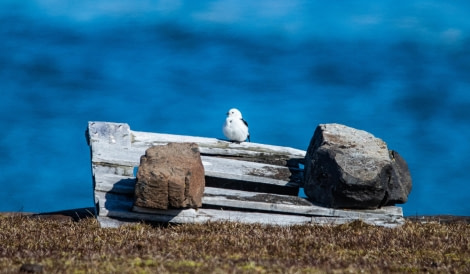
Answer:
(387, 150, 412, 204)
(303, 124, 412, 209)
(134, 143, 205, 209)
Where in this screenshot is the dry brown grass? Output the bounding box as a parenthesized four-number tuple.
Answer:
(0, 214, 469, 273)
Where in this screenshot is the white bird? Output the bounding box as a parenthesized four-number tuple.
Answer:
(223, 108, 250, 143)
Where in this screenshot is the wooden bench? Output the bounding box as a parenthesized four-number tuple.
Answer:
(86, 121, 404, 228)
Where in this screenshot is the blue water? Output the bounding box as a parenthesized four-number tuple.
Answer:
(1, 1, 469, 216)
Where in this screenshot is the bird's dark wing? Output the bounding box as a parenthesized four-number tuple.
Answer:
(241, 118, 248, 127)
(242, 118, 250, 142)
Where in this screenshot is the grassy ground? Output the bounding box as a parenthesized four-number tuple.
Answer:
(1, 214, 469, 273)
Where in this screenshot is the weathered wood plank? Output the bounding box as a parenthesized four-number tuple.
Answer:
(130, 130, 306, 159)
(202, 156, 297, 183)
(95, 188, 404, 228)
(96, 191, 312, 226)
(203, 156, 300, 195)
(97, 214, 404, 228)
(87, 121, 305, 166)
(94, 170, 299, 198)
(89, 141, 303, 184)
(202, 187, 403, 219)
(92, 164, 135, 178)
(89, 143, 143, 167)
(94, 175, 402, 220)
(94, 174, 136, 194)
(95, 194, 404, 228)
(92, 153, 301, 194)
(96, 192, 403, 228)
(87, 121, 132, 147)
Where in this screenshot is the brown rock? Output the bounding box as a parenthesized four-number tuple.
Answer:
(134, 143, 205, 209)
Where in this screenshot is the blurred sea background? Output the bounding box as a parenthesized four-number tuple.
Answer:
(1, 0, 469, 216)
